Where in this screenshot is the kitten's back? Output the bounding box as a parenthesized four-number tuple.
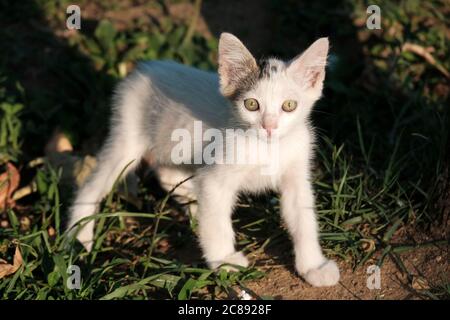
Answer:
(116, 61, 233, 165)
(136, 61, 231, 128)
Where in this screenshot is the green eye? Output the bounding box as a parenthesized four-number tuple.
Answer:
(282, 100, 298, 112)
(244, 98, 260, 111)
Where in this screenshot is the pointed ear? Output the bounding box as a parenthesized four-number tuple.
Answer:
(218, 33, 259, 97)
(287, 37, 329, 92)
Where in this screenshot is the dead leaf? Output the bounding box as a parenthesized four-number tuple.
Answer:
(157, 239, 170, 253)
(19, 216, 31, 231)
(0, 246, 23, 279)
(0, 163, 20, 210)
(360, 239, 376, 253)
(45, 153, 97, 187)
(73, 155, 97, 186)
(47, 226, 56, 237)
(411, 276, 430, 290)
(45, 130, 73, 154)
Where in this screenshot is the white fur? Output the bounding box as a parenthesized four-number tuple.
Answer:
(67, 33, 339, 287)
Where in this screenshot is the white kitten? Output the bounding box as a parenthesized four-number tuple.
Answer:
(66, 33, 340, 287)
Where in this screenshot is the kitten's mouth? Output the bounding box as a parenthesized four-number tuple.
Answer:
(258, 128, 279, 142)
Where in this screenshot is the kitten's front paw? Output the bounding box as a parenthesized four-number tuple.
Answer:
(302, 260, 340, 287)
(209, 251, 249, 272)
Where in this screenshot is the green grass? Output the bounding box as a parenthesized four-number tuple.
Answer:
(0, 0, 448, 299)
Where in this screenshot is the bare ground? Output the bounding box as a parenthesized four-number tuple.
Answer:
(243, 245, 449, 300)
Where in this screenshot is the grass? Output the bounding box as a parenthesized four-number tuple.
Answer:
(0, 0, 448, 299)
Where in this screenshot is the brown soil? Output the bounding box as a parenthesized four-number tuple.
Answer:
(167, 214, 449, 300)
(243, 244, 449, 300)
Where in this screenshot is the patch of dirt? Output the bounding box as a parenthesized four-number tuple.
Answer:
(244, 244, 449, 300)
(76, 0, 213, 37)
(160, 208, 449, 300)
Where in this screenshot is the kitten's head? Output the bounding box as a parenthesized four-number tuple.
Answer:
(218, 33, 329, 138)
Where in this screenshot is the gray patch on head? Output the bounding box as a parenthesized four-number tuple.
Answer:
(225, 58, 285, 102)
(259, 58, 285, 79)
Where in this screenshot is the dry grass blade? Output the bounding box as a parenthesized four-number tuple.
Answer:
(12, 182, 38, 201)
(402, 42, 450, 78)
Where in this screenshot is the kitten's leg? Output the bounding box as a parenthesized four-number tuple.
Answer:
(66, 70, 154, 251)
(156, 166, 197, 216)
(66, 135, 147, 251)
(280, 164, 340, 287)
(120, 172, 140, 198)
(196, 168, 248, 270)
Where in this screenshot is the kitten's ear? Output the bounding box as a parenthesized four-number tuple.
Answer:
(218, 33, 259, 97)
(287, 38, 329, 92)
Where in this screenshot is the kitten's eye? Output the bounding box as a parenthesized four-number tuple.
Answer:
(282, 100, 298, 112)
(244, 98, 260, 111)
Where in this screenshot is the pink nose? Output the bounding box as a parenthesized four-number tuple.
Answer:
(262, 122, 278, 137)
